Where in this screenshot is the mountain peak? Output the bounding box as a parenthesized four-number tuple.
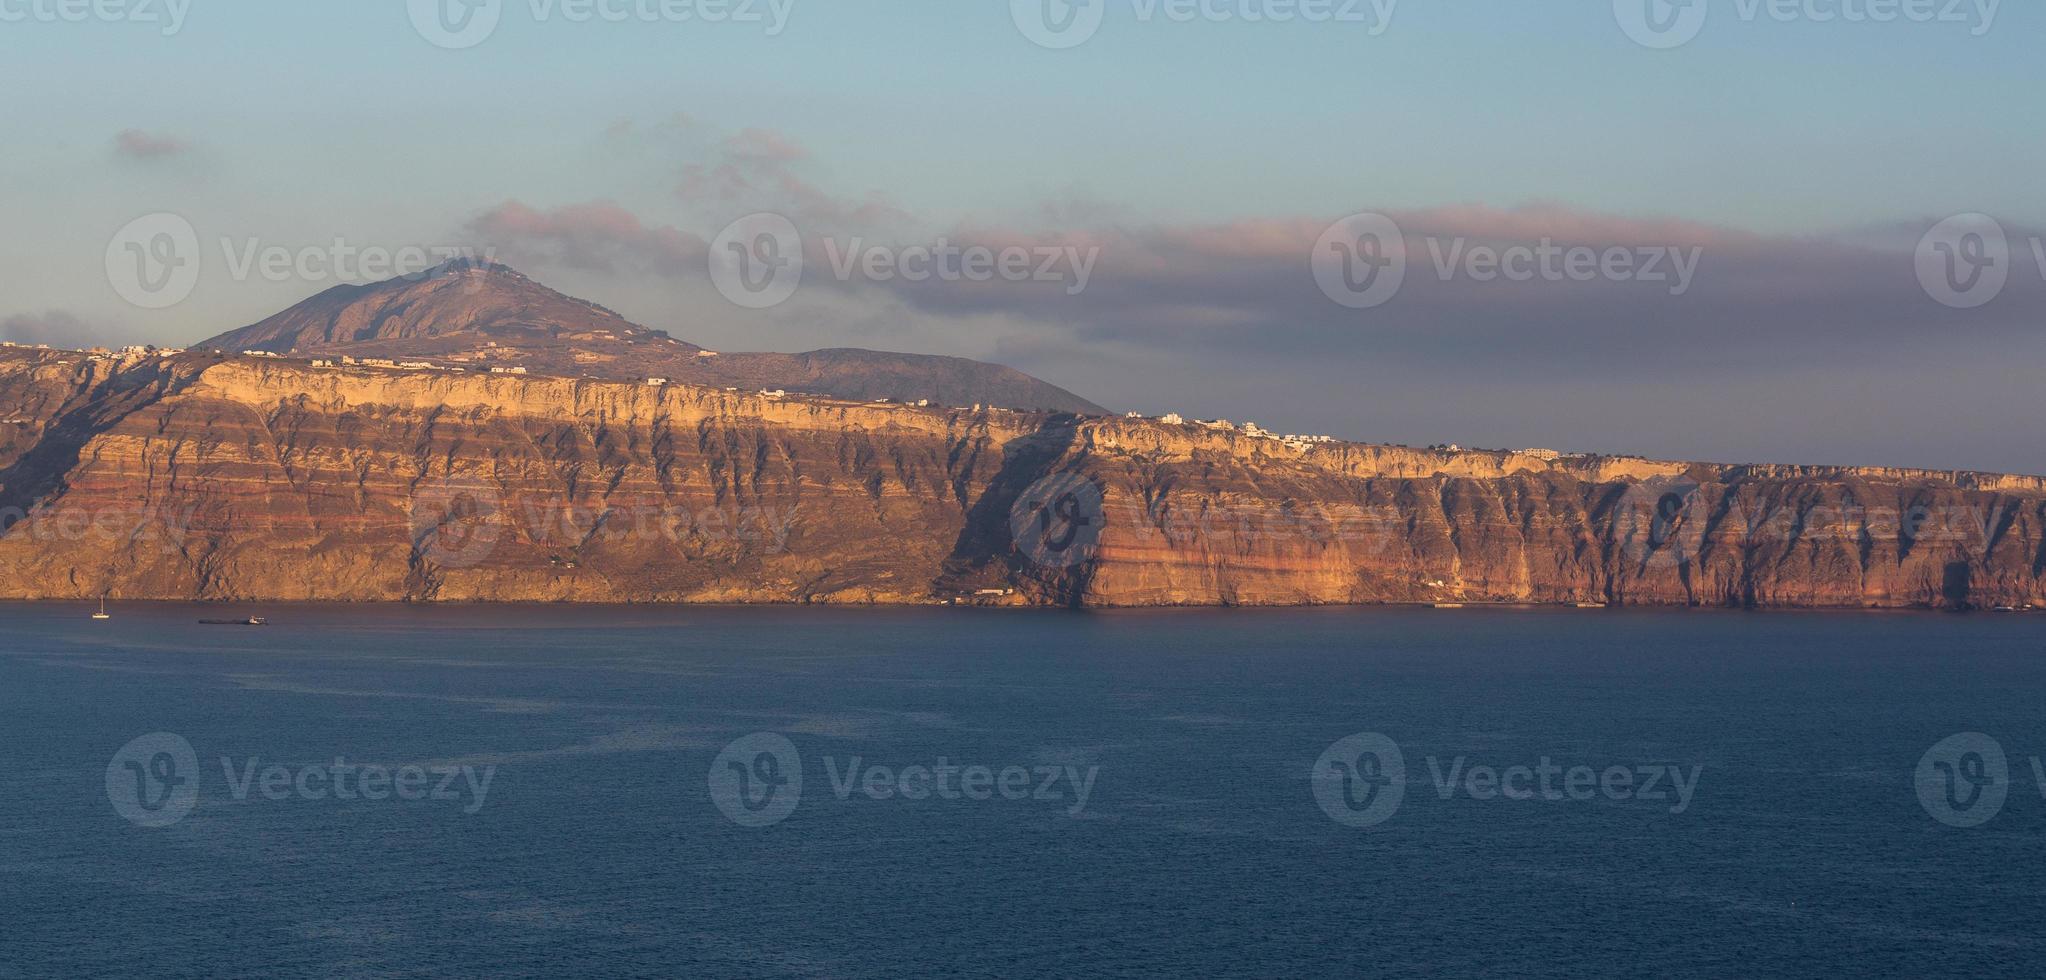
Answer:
(202, 262, 649, 355)
(196, 268, 1106, 414)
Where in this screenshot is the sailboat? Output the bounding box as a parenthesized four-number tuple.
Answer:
(92, 596, 111, 620)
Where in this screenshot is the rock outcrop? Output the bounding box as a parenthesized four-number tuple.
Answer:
(1, 346, 2040, 609)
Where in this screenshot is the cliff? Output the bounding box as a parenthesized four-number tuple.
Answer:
(1, 347, 2040, 610)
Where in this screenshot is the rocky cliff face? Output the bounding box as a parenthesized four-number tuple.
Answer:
(1, 347, 2040, 609)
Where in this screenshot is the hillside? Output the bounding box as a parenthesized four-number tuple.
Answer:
(197, 261, 1106, 414)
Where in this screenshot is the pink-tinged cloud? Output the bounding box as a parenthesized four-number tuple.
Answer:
(114, 129, 189, 160)
(465, 200, 709, 274)
(724, 128, 809, 163)
(821, 205, 2043, 373)
(667, 124, 911, 232)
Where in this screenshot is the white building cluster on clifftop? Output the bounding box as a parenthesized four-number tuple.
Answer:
(1124, 411, 1338, 450)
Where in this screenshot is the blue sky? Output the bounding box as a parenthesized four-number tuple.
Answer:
(3, 1, 2041, 470)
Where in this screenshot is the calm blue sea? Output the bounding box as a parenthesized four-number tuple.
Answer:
(2, 604, 2043, 978)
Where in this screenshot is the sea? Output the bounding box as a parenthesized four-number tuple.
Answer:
(2, 603, 2042, 978)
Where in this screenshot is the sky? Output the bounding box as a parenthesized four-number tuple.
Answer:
(1, 0, 2041, 472)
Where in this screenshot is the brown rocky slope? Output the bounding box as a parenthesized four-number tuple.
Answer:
(0, 346, 2040, 609)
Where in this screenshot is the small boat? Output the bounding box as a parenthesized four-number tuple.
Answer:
(1432, 602, 1467, 610)
(1575, 602, 1608, 609)
(199, 617, 268, 626)
(91, 596, 111, 620)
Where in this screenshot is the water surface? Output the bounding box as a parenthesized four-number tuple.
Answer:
(3, 603, 2042, 977)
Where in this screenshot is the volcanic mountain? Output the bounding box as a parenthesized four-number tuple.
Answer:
(197, 261, 1106, 414)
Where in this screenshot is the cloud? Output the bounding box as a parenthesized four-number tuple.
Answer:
(464, 200, 709, 275)
(836, 205, 2046, 373)
(113, 129, 189, 160)
(2, 310, 120, 348)
(458, 184, 2046, 379)
(672, 125, 910, 231)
